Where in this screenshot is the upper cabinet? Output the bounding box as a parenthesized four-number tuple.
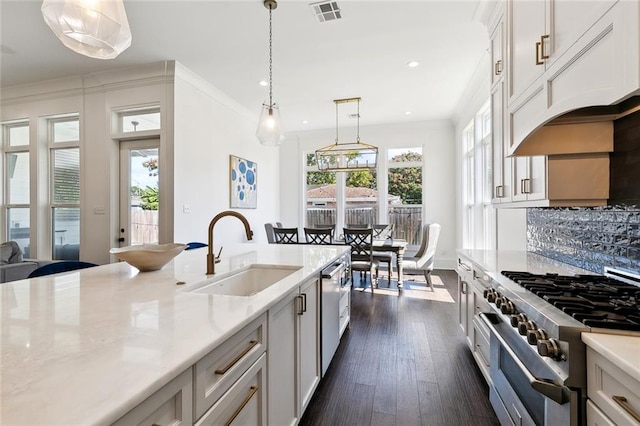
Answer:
(506, 0, 640, 155)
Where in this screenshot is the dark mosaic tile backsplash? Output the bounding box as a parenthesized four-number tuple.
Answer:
(527, 206, 640, 274)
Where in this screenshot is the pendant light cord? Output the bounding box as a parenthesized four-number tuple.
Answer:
(335, 101, 339, 144)
(356, 98, 360, 143)
(269, 6, 273, 108)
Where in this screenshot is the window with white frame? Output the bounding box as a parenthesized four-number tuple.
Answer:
(3, 122, 31, 256)
(461, 100, 495, 250)
(305, 147, 424, 247)
(49, 117, 80, 260)
(118, 108, 160, 133)
(462, 121, 475, 248)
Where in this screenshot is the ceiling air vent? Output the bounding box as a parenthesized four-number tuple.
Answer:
(310, 1, 342, 23)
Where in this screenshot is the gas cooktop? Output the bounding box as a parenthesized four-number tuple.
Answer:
(502, 270, 640, 332)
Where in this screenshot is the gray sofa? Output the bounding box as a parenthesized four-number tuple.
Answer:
(0, 241, 51, 283)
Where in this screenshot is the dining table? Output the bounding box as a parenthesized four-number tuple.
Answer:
(371, 238, 408, 290)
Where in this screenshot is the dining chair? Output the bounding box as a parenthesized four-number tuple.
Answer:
(400, 223, 441, 291)
(304, 227, 333, 245)
(343, 227, 378, 291)
(372, 224, 394, 282)
(273, 227, 299, 244)
(264, 222, 283, 244)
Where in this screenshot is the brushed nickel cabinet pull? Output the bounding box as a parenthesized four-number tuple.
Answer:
(496, 185, 504, 198)
(612, 395, 640, 422)
(520, 179, 525, 194)
(535, 41, 543, 65)
(296, 295, 304, 315)
(224, 385, 259, 426)
(523, 178, 531, 194)
(215, 340, 259, 375)
(540, 35, 550, 60)
(301, 293, 307, 313)
(494, 60, 503, 75)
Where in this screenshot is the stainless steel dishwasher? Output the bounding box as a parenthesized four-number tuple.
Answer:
(321, 259, 346, 376)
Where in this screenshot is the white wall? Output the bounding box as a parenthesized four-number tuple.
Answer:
(282, 120, 457, 269)
(172, 63, 280, 247)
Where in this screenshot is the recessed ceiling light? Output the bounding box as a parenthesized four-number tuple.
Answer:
(404, 111, 412, 115)
(258, 80, 268, 87)
(407, 61, 419, 68)
(302, 120, 309, 124)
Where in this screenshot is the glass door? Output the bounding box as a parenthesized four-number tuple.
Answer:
(119, 139, 160, 247)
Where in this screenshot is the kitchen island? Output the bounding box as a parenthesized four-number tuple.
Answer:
(0, 243, 349, 425)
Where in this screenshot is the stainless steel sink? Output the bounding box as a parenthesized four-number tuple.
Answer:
(185, 264, 301, 297)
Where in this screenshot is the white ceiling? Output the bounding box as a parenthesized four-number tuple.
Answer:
(0, 0, 490, 132)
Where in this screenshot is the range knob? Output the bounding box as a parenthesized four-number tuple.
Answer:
(495, 296, 507, 308)
(500, 301, 516, 315)
(518, 320, 536, 336)
(526, 328, 548, 345)
(538, 338, 564, 361)
(486, 290, 499, 303)
(510, 313, 527, 327)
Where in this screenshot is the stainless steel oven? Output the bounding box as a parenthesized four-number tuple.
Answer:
(480, 267, 640, 426)
(481, 312, 579, 426)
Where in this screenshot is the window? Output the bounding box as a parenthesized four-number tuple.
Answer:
(3, 122, 31, 256)
(461, 100, 495, 250)
(119, 108, 160, 133)
(49, 117, 80, 260)
(305, 146, 424, 247)
(387, 148, 423, 245)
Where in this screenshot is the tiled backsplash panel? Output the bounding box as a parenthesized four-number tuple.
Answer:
(527, 206, 640, 274)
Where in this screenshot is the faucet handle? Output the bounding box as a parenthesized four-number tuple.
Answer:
(214, 246, 223, 264)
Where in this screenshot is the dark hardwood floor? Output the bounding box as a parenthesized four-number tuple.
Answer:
(300, 269, 499, 426)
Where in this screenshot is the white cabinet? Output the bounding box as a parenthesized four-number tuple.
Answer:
(491, 80, 512, 204)
(194, 313, 266, 421)
(196, 354, 266, 426)
(456, 254, 492, 384)
(490, 11, 505, 88)
(584, 338, 640, 426)
(112, 368, 193, 426)
(268, 276, 321, 426)
(507, 0, 640, 155)
(512, 155, 546, 202)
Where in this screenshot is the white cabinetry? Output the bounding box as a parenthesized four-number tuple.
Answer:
(584, 334, 640, 426)
(457, 255, 491, 383)
(112, 369, 193, 426)
(507, 0, 639, 155)
(512, 155, 546, 202)
(268, 276, 321, 426)
(194, 314, 266, 422)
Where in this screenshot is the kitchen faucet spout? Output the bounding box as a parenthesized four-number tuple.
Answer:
(207, 210, 253, 275)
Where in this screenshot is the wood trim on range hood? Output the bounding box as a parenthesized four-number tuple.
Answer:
(511, 96, 640, 157)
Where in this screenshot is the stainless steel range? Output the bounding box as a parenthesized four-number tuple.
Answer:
(480, 267, 640, 426)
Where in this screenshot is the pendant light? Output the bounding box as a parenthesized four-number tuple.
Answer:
(315, 97, 378, 171)
(41, 0, 132, 60)
(256, 0, 285, 146)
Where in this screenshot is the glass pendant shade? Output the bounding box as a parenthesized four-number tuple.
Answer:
(256, 103, 285, 146)
(41, 0, 132, 60)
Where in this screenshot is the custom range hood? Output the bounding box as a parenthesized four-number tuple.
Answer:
(512, 96, 640, 156)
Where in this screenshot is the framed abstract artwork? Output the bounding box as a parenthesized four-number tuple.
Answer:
(229, 155, 257, 208)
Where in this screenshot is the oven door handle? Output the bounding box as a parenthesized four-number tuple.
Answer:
(480, 313, 571, 405)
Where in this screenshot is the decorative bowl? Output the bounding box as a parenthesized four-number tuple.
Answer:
(109, 243, 187, 272)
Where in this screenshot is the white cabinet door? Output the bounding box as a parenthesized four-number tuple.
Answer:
(512, 156, 547, 202)
(491, 81, 512, 204)
(267, 290, 298, 426)
(298, 277, 321, 413)
(508, 0, 546, 101)
(490, 13, 505, 88)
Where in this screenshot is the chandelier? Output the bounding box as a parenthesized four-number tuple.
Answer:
(41, 0, 132, 60)
(256, 0, 285, 146)
(315, 97, 378, 171)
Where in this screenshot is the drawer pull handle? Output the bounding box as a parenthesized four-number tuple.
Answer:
(215, 340, 259, 375)
(612, 395, 640, 422)
(225, 385, 259, 426)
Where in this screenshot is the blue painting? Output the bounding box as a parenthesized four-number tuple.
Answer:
(230, 155, 257, 208)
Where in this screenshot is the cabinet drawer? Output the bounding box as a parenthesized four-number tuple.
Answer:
(587, 347, 640, 425)
(472, 316, 491, 369)
(456, 257, 473, 281)
(196, 353, 266, 426)
(112, 368, 192, 426)
(586, 400, 616, 426)
(194, 313, 267, 420)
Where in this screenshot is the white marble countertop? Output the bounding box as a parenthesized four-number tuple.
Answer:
(582, 333, 640, 383)
(0, 243, 349, 425)
(456, 249, 592, 276)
